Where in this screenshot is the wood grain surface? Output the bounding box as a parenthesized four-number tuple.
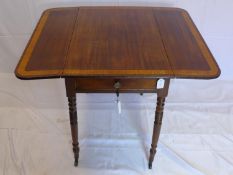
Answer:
(65, 7, 171, 76)
(15, 8, 78, 79)
(15, 6, 220, 79)
(75, 78, 158, 93)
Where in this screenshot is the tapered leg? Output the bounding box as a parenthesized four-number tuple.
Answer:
(148, 78, 170, 169)
(68, 96, 79, 166)
(149, 97, 165, 169)
(65, 78, 79, 167)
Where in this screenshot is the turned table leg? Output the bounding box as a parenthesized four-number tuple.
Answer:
(149, 79, 170, 169)
(65, 78, 79, 167)
(149, 96, 166, 169)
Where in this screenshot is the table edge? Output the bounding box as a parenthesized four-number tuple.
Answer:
(14, 6, 221, 80)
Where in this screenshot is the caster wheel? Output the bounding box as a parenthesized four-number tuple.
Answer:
(74, 159, 78, 167)
(148, 162, 152, 169)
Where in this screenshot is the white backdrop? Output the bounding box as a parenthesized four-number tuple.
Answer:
(0, 0, 233, 175)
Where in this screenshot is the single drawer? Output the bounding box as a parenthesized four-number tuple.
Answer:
(75, 78, 158, 93)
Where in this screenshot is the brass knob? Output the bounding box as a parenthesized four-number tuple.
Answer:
(114, 81, 121, 89)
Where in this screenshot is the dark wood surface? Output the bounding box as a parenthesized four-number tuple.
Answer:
(65, 78, 79, 166)
(148, 78, 170, 169)
(75, 78, 158, 93)
(26, 8, 78, 72)
(15, 6, 220, 79)
(65, 7, 172, 77)
(14, 6, 221, 169)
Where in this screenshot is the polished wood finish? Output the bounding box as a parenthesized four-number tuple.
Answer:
(15, 7, 220, 79)
(14, 6, 221, 169)
(65, 78, 79, 166)
(149, 79, 170, 169)
(155, 9, 219, 78)
(26, 8, 78, 72)
(15, 8, 78, 79)
(75, 78, 158, 93)
(65, 7, 172, 77)
(149, 97, 165, 169)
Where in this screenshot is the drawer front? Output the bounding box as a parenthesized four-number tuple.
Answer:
(75, 78, 158, 93)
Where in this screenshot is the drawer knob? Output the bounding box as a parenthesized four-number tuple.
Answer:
(114, 81, 121, 114)
(114, 81, 121, 89)
(114, 81, 120, 97)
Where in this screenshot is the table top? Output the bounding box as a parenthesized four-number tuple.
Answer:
(15, 7, 220, 80)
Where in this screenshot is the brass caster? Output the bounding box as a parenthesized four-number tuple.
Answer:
(148, 162, 152, 169)
(74, 158, 78, 167)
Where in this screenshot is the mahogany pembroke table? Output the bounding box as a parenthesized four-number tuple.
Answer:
(15, 7, 220, 169)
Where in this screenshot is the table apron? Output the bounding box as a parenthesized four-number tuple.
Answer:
(73, 78, 159, 93)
